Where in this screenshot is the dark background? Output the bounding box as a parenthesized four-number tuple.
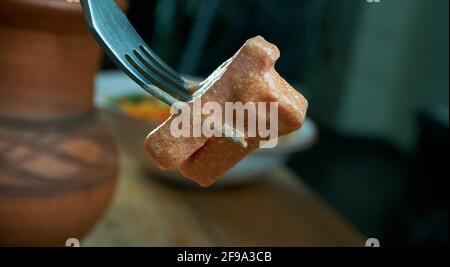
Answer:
(102, 0, 449, 246)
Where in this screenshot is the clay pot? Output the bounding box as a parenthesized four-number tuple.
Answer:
(0, 117, 118, 246)
(0, 0, 126, 246)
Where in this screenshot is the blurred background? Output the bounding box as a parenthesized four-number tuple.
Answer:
(99, 0, 448, 246)
(0, 0, 447, 247)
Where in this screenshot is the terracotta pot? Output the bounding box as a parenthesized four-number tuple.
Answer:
(0, 0, 126, 246)
(0, 117, 118, 246)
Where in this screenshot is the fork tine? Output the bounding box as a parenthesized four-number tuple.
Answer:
(118, 55, 182, 105)
(139, 45, 190, 86)
(125, 52, 192, 102)
(139, 47, 202, 92)
(133, 46, 190, 94)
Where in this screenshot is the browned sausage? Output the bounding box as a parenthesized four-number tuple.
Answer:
(145, 36, 308, 187)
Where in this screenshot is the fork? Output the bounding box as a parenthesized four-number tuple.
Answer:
(80, 0, 247, 148)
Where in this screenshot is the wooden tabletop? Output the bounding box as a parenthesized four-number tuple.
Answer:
(83, 156, 364, 247)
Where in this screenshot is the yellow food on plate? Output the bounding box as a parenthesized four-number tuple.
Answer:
(116, 95, 171, 123)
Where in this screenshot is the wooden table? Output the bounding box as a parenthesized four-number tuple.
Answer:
(83, 156, 363, 247)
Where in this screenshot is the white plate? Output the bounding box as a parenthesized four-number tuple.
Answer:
(95, 71, 318, 187)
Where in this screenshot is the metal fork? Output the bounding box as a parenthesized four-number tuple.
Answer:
(80, 0, 247, 148)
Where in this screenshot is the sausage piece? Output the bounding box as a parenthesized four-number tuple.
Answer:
(145, 36, 308, 187)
